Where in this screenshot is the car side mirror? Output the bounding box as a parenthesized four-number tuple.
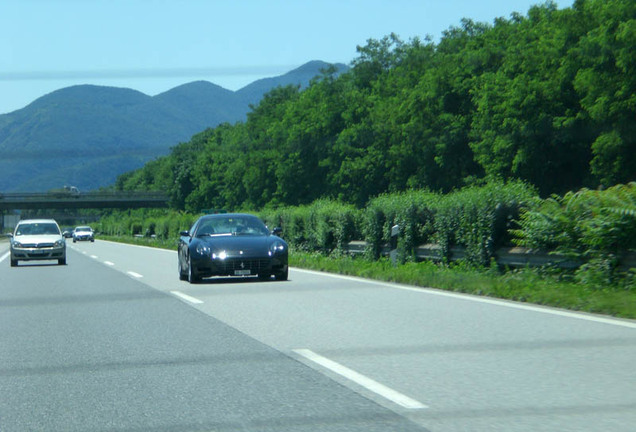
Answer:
(179, 230, 190, 237)
(5, 233, 13, 238)
(272, 227, 283, 236)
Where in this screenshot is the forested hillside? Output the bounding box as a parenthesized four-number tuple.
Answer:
(0, 61, 347, 192)
(115, 0, 635, 211)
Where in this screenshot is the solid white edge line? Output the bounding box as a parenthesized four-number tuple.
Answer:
(171, 291, 204, 304)
(127, 271, 143, 278)
(292, 268, 636, 329)
(0, 251, 9, 263)
(293, 348, 427, 410)
(103, 261, 115, 266)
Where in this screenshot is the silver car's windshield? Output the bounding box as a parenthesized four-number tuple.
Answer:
(16, 223, 60, 236)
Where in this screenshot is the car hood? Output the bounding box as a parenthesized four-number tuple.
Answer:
(13, 234, 63, 244)
(198, 235, 281, 255)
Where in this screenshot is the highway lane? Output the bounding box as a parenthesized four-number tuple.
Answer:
(0, 242, 425, 432)
(4, 239, 636, 431)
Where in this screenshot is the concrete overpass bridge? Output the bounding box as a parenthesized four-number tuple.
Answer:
(0, 191, 169, 211)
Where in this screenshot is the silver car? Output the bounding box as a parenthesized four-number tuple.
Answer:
(72, 226, 94, 242)
(9, 219, 67, 266)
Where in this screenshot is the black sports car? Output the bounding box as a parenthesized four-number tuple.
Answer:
(178, 213, 288, 283)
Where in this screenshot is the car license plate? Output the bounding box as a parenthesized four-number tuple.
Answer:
(234, 269, 251, 276)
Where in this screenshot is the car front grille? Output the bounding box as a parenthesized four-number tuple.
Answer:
(217, 258, 271, 273)
(21, 243, 55, 248)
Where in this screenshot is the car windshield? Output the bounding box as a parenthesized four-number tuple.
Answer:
(195, 216, 269, 237)
(76, 227, 91, 232)
(15, 223, 60, 236)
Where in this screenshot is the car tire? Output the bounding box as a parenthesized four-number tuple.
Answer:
(274, 268, 288, 281)
(187, 257, 200, 284)
(73, 238, 76, 243)
(58, 258, 66, 265)
(178, 260, 188, 281)
(10, 258, 18, 267)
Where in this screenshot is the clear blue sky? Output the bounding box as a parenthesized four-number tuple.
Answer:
(1, 0, 573, 114)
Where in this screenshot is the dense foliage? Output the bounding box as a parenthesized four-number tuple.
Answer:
(96, 180, 635, 290)
(257, 180, 536, 266)
(513, 182, 636, 285)
(115, 0, 635, 210)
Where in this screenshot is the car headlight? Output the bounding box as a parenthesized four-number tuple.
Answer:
(195, 243, 211, 256)
(269, 241, 286, 254)
(212, 251, 227, 260)
(12, 241, 23, 248)
(54, 240, 65, 248)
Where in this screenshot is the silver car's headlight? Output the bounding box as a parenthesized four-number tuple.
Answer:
(54, 240, 65, 248)
(12, 241, 23, 248)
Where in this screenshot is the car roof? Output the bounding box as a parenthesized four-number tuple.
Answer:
(17, 219, 59, 225)
(200, 213, 258, 219)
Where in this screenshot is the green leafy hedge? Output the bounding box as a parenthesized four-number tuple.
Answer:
(97, 210, 195, 240)
(260, 200, 361, 254)
(513, 182, 636, 284)
(96, 181, 635, 288)
(363, 180, 536, 265)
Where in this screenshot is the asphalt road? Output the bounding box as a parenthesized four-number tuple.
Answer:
(1, 239, 635, 431)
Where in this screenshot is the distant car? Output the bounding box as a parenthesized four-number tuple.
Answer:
(62, 228, 74, 238)
(72, 226, 94, 242)
(9, 219, 66, 266)
(178, 213, 288, 283)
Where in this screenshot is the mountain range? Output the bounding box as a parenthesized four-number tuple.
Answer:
(0, 60, 348, 192)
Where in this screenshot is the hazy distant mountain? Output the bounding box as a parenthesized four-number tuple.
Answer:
(0, 61, 348, 192)
(237, 60, 346, 106)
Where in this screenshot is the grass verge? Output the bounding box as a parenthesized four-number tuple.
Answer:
(291, 251, 636, 320)
(97, 235, 636, 320)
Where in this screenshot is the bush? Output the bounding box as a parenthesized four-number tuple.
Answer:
(514, 182, 636, 280)
(365, 180, 536, 266)
(261, 199, 360, 254)
(366, 190, 438, 263)
(433, 180, 536, 266)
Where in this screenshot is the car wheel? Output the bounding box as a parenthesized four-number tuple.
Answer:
(10, 258, 18, 267)
(274, 268, 288, 281)
(178, 259, 188, 281)
(187, 257, 200, 284)
(73, 238, 76, 243)
(58, 258, 66, 265)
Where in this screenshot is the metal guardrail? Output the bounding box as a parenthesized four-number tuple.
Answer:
(346, 240, 636, 270)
